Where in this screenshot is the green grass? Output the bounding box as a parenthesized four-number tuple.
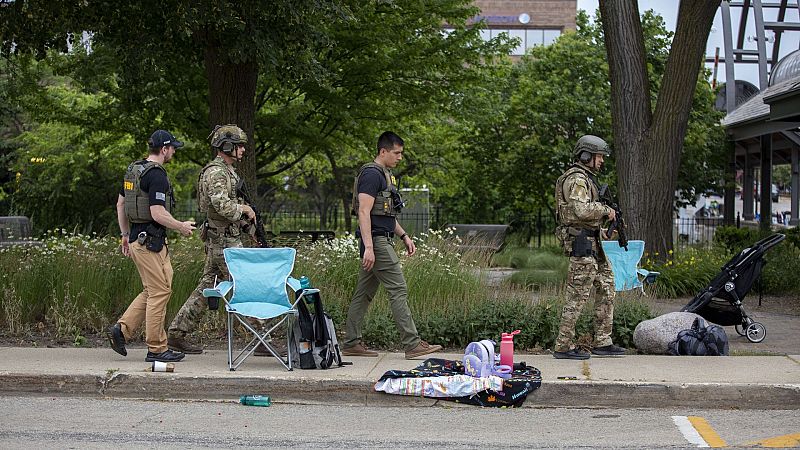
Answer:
(491, 245, 568, 290)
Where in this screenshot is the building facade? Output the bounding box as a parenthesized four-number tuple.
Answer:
(472, 0, 577, 55)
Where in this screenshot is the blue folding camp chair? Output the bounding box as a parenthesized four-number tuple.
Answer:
(601, 240, 659, 296)
(202, 247, 317, 371)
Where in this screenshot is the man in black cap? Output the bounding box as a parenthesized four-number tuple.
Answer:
(107, 129, 196, 363)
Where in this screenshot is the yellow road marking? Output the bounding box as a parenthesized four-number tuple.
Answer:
(688, 416, 728, 448)
(743, 432, 800, 448)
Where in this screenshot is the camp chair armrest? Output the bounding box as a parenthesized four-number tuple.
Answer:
(203, 280, 234, 298)
(637, 269, 660, 285)
(285, 277, 319, 295)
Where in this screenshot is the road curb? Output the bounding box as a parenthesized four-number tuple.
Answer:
(2, 373, 798, 409)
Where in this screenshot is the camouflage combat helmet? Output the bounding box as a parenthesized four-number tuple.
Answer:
(208, 124, 247, 153)
(573, 135, 610, 161)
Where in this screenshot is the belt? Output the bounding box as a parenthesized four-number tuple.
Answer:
(206, 222, 238, 235)
(371, 231, 395, 238)
(567, 227, 599, 238)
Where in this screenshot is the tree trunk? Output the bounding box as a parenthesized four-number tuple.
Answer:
(204, 45, 259, 193)
(325, 149, 354, 232)
(600, 0, 720, 258)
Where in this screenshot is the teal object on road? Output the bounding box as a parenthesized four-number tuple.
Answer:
(240, 395, 271, 407)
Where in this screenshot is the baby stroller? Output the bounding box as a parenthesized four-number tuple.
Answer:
(681, 233, 785, 343)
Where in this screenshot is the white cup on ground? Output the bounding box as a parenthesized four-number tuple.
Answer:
(152, 361, 175, 372)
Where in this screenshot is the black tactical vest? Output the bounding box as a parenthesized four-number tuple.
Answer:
(350, 163, 401, 217)
(123, 160, 174, 223)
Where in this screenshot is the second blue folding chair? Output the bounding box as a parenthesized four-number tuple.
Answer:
(601, 240, 659, 296)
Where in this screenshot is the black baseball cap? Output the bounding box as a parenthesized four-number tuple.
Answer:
(148, 130, 184, 149)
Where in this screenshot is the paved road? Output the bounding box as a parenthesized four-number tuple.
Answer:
(1, 397, 797, 449)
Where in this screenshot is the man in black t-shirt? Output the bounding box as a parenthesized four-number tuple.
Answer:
(106, 130, 195, 363)
(342, 131, 442, 360)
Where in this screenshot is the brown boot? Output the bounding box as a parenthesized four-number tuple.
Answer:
(167, 336, 204, 354)
(405, 340, 442, 359)
(341, 341, 379, 357)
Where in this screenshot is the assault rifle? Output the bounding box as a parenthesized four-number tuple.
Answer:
(598, 184, 628, 251)
(235, 179, 269, 248)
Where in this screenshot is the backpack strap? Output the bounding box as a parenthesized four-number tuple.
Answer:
(295, 296, 315, 342)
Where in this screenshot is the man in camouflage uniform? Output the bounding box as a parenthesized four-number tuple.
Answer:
(553, 135, 626, 360)
(167, 124, 256, 354)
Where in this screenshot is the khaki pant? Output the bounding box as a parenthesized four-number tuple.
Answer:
(344, 236, 420, 352)
(118, 242, 173, 353)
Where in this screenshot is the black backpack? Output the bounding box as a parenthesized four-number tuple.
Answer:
(669, 317, 730, 356)
(288, 291, 349, 369)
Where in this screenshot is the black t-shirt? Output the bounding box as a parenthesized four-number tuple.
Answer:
(357, 166, 396, 235)
(120, 160, 171, 237)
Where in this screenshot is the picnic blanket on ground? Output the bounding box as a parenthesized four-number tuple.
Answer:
(375, 358, 542, 408)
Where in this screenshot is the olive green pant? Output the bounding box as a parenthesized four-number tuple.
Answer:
(344, 236, 420, 352)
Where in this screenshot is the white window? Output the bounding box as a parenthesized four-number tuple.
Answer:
(490, 29, 509, 39)
(476, 28, 562, 55)
(543, 29, 561, 46)
(526, 29, 544, 47)
(508, 29, 526, 55)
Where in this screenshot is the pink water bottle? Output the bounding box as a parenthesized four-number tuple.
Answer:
(500, 330, 521, 368)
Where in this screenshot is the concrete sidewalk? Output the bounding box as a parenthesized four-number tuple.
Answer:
(0, 347, 798, 409)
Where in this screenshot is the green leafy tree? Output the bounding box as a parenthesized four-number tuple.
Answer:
(1, 0, 346, 189)
(2, 1, 510, 233)
(439, 10, 724, 233)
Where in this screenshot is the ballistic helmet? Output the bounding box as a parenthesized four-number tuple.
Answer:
(208, 124, 247, 154)
(573, 135, 610, 162)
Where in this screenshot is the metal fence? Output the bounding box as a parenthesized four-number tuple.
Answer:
(674, 217, 729, 247)
(173, 205, 746, 249)
(173, 205, 562, 247)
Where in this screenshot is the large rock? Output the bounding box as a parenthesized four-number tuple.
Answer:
(633, 312, 705, 354)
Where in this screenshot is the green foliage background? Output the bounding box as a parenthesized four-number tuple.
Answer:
(1, 7, 726, 237)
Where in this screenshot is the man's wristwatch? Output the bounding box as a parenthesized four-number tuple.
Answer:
(400, 233, 409, 241)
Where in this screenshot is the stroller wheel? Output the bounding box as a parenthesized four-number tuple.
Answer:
(745, 322, 766, 343)
(735, 318, 753, 336)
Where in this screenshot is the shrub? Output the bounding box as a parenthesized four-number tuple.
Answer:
(714, 225, 759, 253)
(648, 246, 731, 298)
(0, 228, 656, 350)
(759, 242, 800, 295)
(784, 226, 800, 252)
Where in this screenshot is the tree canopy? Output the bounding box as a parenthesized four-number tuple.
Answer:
(435, 10, 724, 228)
(1, 3, 726, 241)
